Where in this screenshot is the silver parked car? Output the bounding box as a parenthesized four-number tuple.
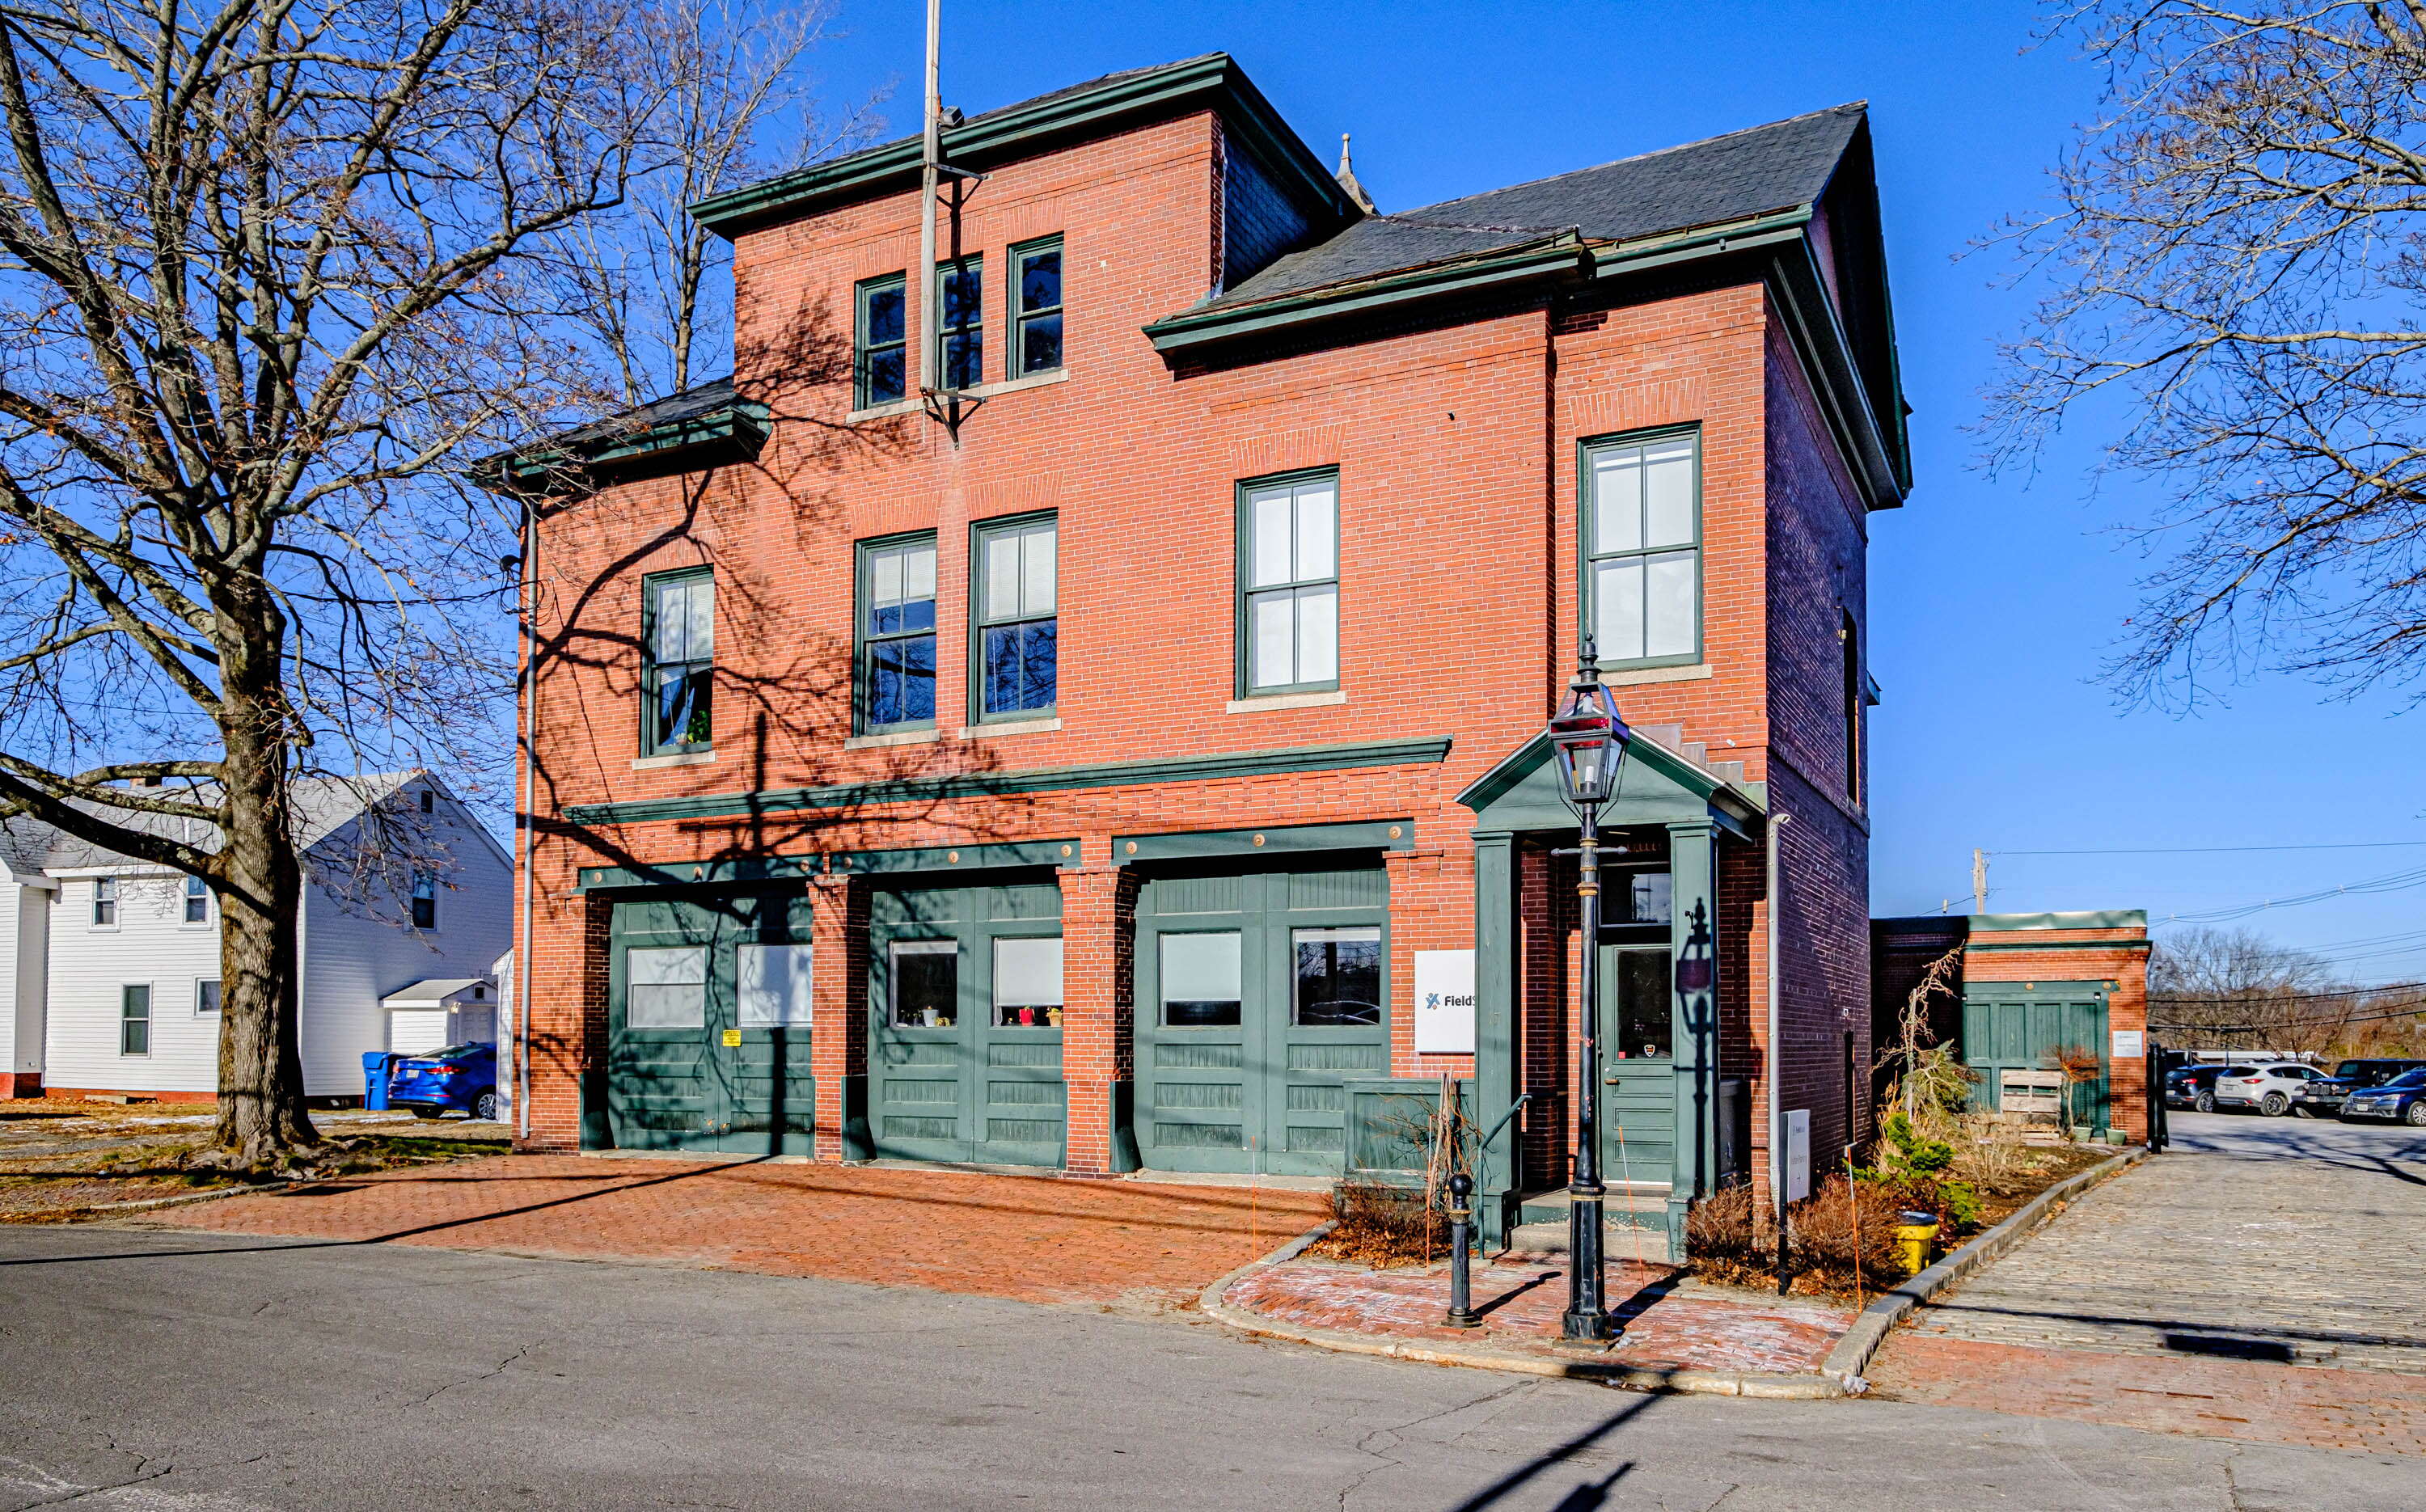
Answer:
(2210, 1062, 2326, 1117)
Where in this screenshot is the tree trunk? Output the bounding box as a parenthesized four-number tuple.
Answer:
(208, 615, 319, 1165)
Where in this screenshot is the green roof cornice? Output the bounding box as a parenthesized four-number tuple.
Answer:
(1144, 235, 1592, 355)
(484, 399, 770, 496)
(689, 53, 1358, 239)
(560, 736, 1452, 829)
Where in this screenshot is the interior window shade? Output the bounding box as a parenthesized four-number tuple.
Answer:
(1642, 440, 1695, 547)
(1645, 552, 1696, 657)
(1162, 932, 1241, 1005)
(1252, 490, 1293, 587)
(1294, 485, 1335, 580)
(626, 946, 707, 1029)
(872, 548, 902, 605)
(985, 532, 1021, 618)
(1596, 560, 1646, 661)
(737, 943, 813, 1028)
(1595, 452, 1642, 554)
(993, 937, 1064, 1008)
(1021, 525, 1056, 613)
(1295, 587, 1338, 683)
(903, 541, 936, 601)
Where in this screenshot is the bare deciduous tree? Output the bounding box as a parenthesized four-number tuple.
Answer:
(0, 0, 658, 1167)
(1988, 2, 2426, 701)
(2148, 924, 2340, 1047)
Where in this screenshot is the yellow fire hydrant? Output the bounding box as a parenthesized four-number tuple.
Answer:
(1894, 1211, 1940, 1277)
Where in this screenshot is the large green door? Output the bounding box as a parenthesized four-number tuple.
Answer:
(1598, 943, 1676, 1190)
(868, 881, 1066, 1167)
(1135, 864, 1388, 1176)
(1961, 985, 2111, 1130)
(607, 889, 815, 1154)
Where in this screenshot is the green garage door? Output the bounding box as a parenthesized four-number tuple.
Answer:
(607, 889, 816, 1154)
(1135, 864, 1388, 1176)
(868, 880, 1066, 1168)
(1963, 984, 2110, 1131)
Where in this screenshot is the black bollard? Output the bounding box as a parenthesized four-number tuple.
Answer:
(1445, 1172, 1479, 1328)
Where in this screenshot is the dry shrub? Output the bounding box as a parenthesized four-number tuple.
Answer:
(1304, 1180, 1441, 1267)
(1684, 1175, 1908, 1302)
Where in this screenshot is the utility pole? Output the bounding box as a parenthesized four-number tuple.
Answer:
(1972, 848, 1989, 914)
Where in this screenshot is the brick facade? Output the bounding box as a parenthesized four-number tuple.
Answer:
(506, 61, 1908, 1227)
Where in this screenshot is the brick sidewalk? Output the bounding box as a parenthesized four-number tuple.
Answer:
(1224, 1258, 1853, 1376)
(157, 1155, 1332, 1309)
(1868, 1333, 2426, 1457)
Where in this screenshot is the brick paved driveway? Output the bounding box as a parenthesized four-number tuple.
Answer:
(1870, 1112, 2426, 1455)
(154, 1155, 1331, 1310)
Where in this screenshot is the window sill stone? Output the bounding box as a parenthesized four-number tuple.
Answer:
(846, 398, 918, 424)
(966, 367, 1069, 399)
(958, 716, 1061, 738)
(845, 727, 940, 750)
(631, 750, 716, 770)
(1600, 662, 1714, 687)
(1226, 689, 1346, 713)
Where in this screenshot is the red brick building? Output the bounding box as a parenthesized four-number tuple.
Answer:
(500, 54, 1912, 1248)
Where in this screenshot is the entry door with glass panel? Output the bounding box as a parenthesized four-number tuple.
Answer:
(1597, 868, 1677, 1190)
(1135, 865, 1388, 1176)
(868, 881, 1067, 1167)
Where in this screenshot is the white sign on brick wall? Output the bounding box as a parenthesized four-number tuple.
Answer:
(1784, 1109, 1811, 1202)
(1413, 949, 1477, 1054)
(2111, 1029, 2144, 1058)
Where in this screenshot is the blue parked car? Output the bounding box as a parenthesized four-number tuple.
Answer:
(2339, 1066, 2426, 1126)
(387, 1042, 500, 1121)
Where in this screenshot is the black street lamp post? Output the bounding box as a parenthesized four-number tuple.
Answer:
(1547, 636, 1633, 1344)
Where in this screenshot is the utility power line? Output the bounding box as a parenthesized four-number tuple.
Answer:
(1996, 840, 2426, 856)
(2150, 979, 2426, 1007)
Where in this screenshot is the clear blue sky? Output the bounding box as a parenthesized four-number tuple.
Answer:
(797, 1, 2426, 982)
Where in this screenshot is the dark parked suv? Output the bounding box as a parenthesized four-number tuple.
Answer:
(2165, 1064, 2237, 1113)
(2293, 1058, 2426, 1117)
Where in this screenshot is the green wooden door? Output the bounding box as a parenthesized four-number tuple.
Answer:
(1961, 986, 2111, 1131)
(1598, 943, 1676, 1190)
(607, 889, 814, 1154)
(868, 881, 1066, 1167)
(1135, 864, 1388, 1176)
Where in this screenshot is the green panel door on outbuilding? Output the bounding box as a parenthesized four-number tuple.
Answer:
(1959, 983, 2111, 1132)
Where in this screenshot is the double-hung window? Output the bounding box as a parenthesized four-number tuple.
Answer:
(183, 874, 209, 925)
(859, 534, 938, 731)
(410, 872, 437, 930)
(1009, 236, 1063, 377)
(1239, 471, 1339, 695)
(120, 984, 150, 1055)
(1583, 429, 1700, 666)
(92, 877, 116, 927)
(642, 569, 713, 754)
(197, 978, 222, 1016)
(856, 272, 907, 408)
(973, 515, 1057, 720)
(936, 256, 983, 391)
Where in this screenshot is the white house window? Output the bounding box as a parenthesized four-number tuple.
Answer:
(183, 874, 209, 925)
(197, 978, 222, 1016)
(120, 984, 150, 1055)
(92, 877, 117, 927)
(410, 872, 437, 930)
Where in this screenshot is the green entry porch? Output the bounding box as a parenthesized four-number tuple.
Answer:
(1457, 725, 1765, 1252)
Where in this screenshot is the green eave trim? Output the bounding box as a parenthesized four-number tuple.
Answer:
(690, 53, 1355, 237)
(1454, 730, 1758, 821)
(1965, 940, 2149, 953)
(577, 854, 824, 891)
(490, 402, 770, 494)
(560, 737, 1453, 828)
(834, 839, 1080, 875)
(573, 839, 1080, 891)
(1970, 910, 2150, 932)
(1114, 818, 1411, 863)
(1145, 237, 1590, 354)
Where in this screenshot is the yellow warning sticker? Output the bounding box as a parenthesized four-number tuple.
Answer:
(721, 1028, 742, 1047)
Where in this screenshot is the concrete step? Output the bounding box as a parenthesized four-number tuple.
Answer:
(1507, 1219, 1672, 1265)
(1516, 1186, 1672, 1230)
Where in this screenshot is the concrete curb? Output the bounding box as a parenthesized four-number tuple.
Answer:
(1820, 1144, 2150, 1383)
(1197, 1221, 1853, 1398)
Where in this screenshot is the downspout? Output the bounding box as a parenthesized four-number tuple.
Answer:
(1766, 810, 1790, 1285)
(514, 491, 535, 1143)
(915, 0, 940, 408)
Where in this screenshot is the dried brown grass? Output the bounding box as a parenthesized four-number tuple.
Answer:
(1303, 1180, 1443, 1268)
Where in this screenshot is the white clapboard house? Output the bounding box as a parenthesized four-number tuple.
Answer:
(0, 771, 510, 1100)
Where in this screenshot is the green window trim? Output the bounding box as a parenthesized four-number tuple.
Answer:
(855, 272, 907, 409)
(968, 511, 1059, 724)
(640, 567, 715, 755)
(1579, 424, 1703, 671)
(1235, 467, 1342, 698)
(855, 530, 940, 734)
(935, 253, 984, 391)
(1008, 234, 1064, 378)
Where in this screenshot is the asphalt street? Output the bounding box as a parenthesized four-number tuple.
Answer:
(0, 1214, 2416, 1510)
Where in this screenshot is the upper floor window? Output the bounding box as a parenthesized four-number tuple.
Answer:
(1010, 236, 1063, 377)
(91, 876, 116, 927)
(642, 569, 713, 754)
(1239, 471, 1339, 695)
(974, 515, 1057, 720)
(1841, 610, 1862, 805)
(936, 256, 983, 391)
(183, 874, 209, 925)
(1583, 429, 1700, 666)
(410, 872, 437, 930)
(856, 272, 907, 408)
(197, 978, 222, 1016)
(859, 534, 938, 732)
(419, 788, 434, 814)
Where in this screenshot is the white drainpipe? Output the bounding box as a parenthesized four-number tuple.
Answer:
(1766, 811, 1790, 1230)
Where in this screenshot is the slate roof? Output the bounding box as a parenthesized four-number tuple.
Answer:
(797, 55, 1220, 182)
(1202, 102, 1869, 312)
(0, 771, 424, 872)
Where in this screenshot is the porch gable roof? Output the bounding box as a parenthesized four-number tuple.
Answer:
(1455, 728, 1763, 840)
